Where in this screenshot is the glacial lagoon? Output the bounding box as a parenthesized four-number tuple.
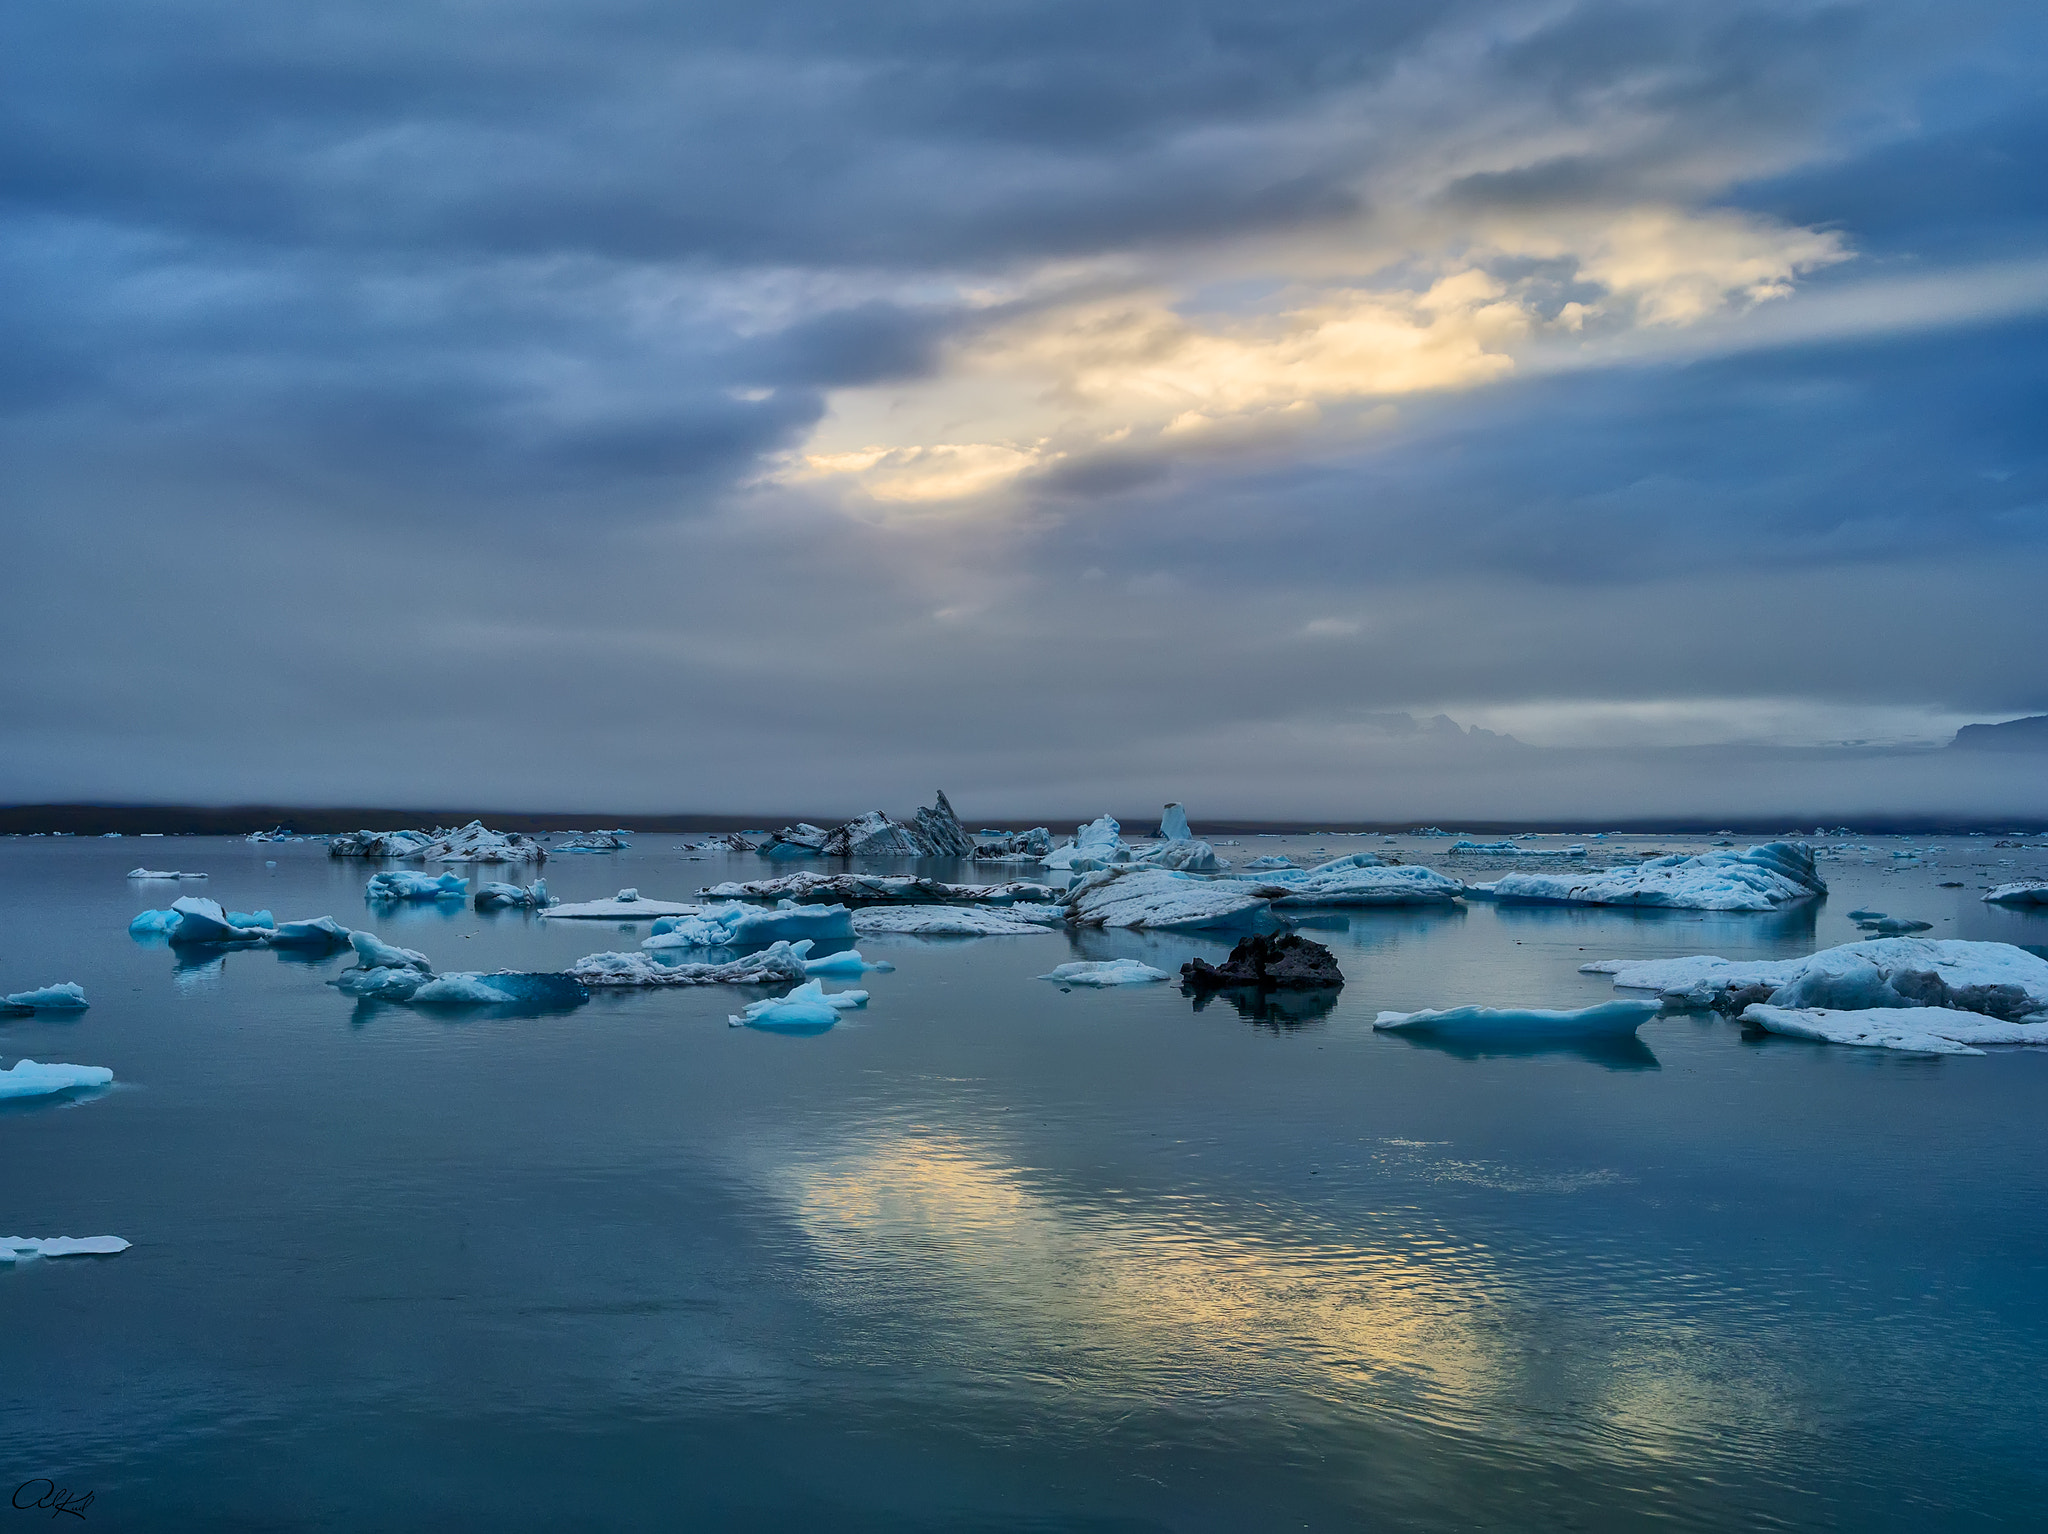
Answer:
(5, 830, 2048, 1529)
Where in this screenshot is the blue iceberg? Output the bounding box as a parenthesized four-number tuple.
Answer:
(365, 871, 468, 903)
(3, 982, 89, 1012)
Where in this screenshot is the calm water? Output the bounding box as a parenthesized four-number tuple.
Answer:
(5, 832, 2047, 1531)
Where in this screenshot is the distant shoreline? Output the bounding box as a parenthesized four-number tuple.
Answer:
(1, 803, 2038, 838)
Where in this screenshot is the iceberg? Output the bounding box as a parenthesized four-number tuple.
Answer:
(691, 832, 758, 852)
(1237, 859, 1466, 909)
(728, 979, 869, 1030)
(1039, 959, 1172, 987)
(1243, 855, 1298, 870)
(1985, 882, 2048, 906)
(698, 872, 1057, 906)
(129, 909, 179, 934)
(2, 982, 88, 1012)
(328, 829, 436, 858)
(364, 871, 468, 903)
(0, 1059, 114, 1099)
(334, 967, 429, 999)
(565, 942, 812, 988)
(540, 891, 700, 919)
(0, 1235, 130, 1262)
(1042, 815, 1133, 872)
(1742, 1004, 2048, 1056)
(167, 896, 273, 944)
(803, 948, 895, 976)
(1158, 803, 1193, 842)
(553, 830, 629, 853)
(1480, 842, 1825, 911)
(760, 824, 829, 859)
(1587, 938, 2048, 1020)
(127, 868, 207, 879)
(1374, 1000, 1660, 1037)
(850, 905, 1063, 936)
(973, 827, 1054, 860)
(910, 789, 976, 857)
(416, 821, 547, 864)
(643, 902, 855, 949)
(348, 931, 433, 973)
(1448, 840, 1587, 858)
(407, 971, 588, 1007)
(820, 811, 929, 858)
(266, 916, 353, 950)
(474, 879, 551, 910)
(1064, 867, 1272, 931)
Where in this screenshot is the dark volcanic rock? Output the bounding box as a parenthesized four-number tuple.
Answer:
(1180, 933, 1345, 990)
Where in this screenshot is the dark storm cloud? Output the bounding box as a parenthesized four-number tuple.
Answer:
(1, 0, 2045, 814)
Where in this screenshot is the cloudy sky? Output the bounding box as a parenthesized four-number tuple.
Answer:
(4, 0, 2044, 820)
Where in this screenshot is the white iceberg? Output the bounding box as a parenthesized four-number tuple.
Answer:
(1238, 858, 1467, 909)
(699, 872, 1057, 905)
(1480, 841, 1824, 911)
(1742, 1004, 2048, 1056)
(540, 890, 701, 919)
(416, 821, 548, 864)
(553, 830, 629, 853)
(1042, 815, 1133, 872)
(1039, 960, 1173, 987)
(328, 829, 436, 858)
(1587, 938, 2048, 1020)
(0, 1059, 114, 1099)
(643, 901, 855, 949)
(803, 948, 895, 976)
(819, 811, 929, 858)
(1985, 882, 2048, 906)
(0, 1236, 130, 1262)
(167, 896, 274, 943)
(565, 943, 812, 988)
(850, 905, 1063, 936)
(1065, 867, 1272, 930)
(1243, 855, 1297, 870)
(348, 931, 433, 973)
(1374, 1000, 1660, 1036)
(728, 979, 869, 1030)
(3, 982, 88, 1012)
(265, 916, 353, 950)
(127, 868, 207, 879)
(364, 870, 467, 903)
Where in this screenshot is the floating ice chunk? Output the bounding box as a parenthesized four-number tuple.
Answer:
(803, 949, 894, 976)
(0, 1059, 113, 1099)
(1134, 839, 1225, 871)
(411, 820, 547, 863)
(267, 916, 353, 950)
(1244, 856, 1297, 870)
(1448, 840, 1586, 858)
(0, 1236, 130, 1262)
(850, 905, 1063, 936)
(1857, 918, 1933, 935)
(760, 824, 829, 859)
(1065, 867, 1272, 931)
(820, 811, 929, 857)
(1484, 842, 1825, 911)
(128, 909, 179, 934)
(540, 893, 700, 918)
(1742, 1004, 2048, 1055)
(643, 902, 855, 948)
(227, 909, 274, 930)
(1042, 815, 1132, 871)
(168, 896, 273, 943)
(1587, 938, 2048, 1020)
(728, 979, 869, 1030)
(553, 830, 629, 853)
(474, 879, 550, 910)
(364, 870, 468, 903)
(1159, 803, 1193, 842)
(699, 872, 1058, 906)
(1260, 862, 1465, 909)
(973, 827, 1054, 860)
(566, 942, 812, 987)
(334, 967, 427, 999)
(1039, 960, 1172, 987)
(328, 829, 436, 858)
(407, 971, 588, 1007)
(348, 931, 432, 973)
(1985, 882, 2048, 906)
(2, 983, 88, 1012)
(1374, 1000, 1660, 1036)
(127, 868, 207, 880)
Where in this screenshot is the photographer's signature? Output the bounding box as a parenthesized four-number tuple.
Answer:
(12, 1482, 93, 1520)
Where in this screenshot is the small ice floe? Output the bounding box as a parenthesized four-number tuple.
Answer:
(127, 868, 207, 880)
(1985, 883, 2048, 906)
(1, 1236, 130, 1263)
(803, 949, 894, 976)
(348, 931, 433, 973)
(364, 871, 467, 903)
(0, 1059, 114, 1099)
(3, 982, 89, 1013)
(553, 830, 629, 853)
(1741, 1004, 2048, 1055)
(328, 829, 436, 858)
(644, 902, 856, 948)
(699, 872, 1058, 906)
(541, 890, 701, 919)
(1039, 959, 1173, 987)
(474, 879, 551, 911)
(1479, 841, 1825, 912)
(565, 943, 812, 988)
(1847, 908, 1886, 920)
(1065, 867, 1272, 930)
(164, 896, 274, 943)
(1374, 1000, 1660, 1037)
(728, 979, 868, 1031)
(1586, 938, 2048, 1021)
(267, 916, 353, 950)
(850, 905, 1061, 936)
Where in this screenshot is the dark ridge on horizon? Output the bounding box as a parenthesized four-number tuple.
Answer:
(3, 803, 2041, 839)
(1951, 714, 2048, 751)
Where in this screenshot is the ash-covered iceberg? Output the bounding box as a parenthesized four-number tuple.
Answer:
(973, 827, 1055, 860)
(3, 982, 89, 1012)
(1065, 866, 1272, 931)
(760, 823, 830, 859)
(698, 872, 1057, 906)
(365, 870, 468, 903)
(1481, 842, 1824, 912)
(416, 821, 547, 863)
(553, 830, 629, 853)
(328, 829, 436, 858)
(820, 812, 929, 858)
(0, 1059, 113, 1099)
(910, 790, 975, 857)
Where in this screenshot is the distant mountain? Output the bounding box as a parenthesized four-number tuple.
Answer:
(1357, 712, 1525, 746)
(1950, 714, 2048, 752)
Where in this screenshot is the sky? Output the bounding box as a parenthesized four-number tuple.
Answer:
(3, 0, 2045, 821)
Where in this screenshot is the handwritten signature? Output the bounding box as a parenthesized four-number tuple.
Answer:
(11, 1482, 93, 1520)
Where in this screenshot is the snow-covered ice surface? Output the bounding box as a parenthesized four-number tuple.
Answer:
(565, 943, 812, 987)
(1985, 882, 2048, 906)
(1587, 938, 2048, 1020)
(1375, 1000, 1660, 1036)
(728, 979, 869, 1030)
(0, 1060, 114, 1099)
(851, 905, 1061, 936)
(0, 1236, 130, 1262)
(1235, 859, 1467, 908)
(1065, 867, 1273, 930)
(1742, 1004, 2048, 1056)
(540, 892, 701, 919)
(365, 871, 468, 903)
(1482, 842, 1825, 911)
(3, 982, 89, 1011)
(1039, 959, 1173, 987)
